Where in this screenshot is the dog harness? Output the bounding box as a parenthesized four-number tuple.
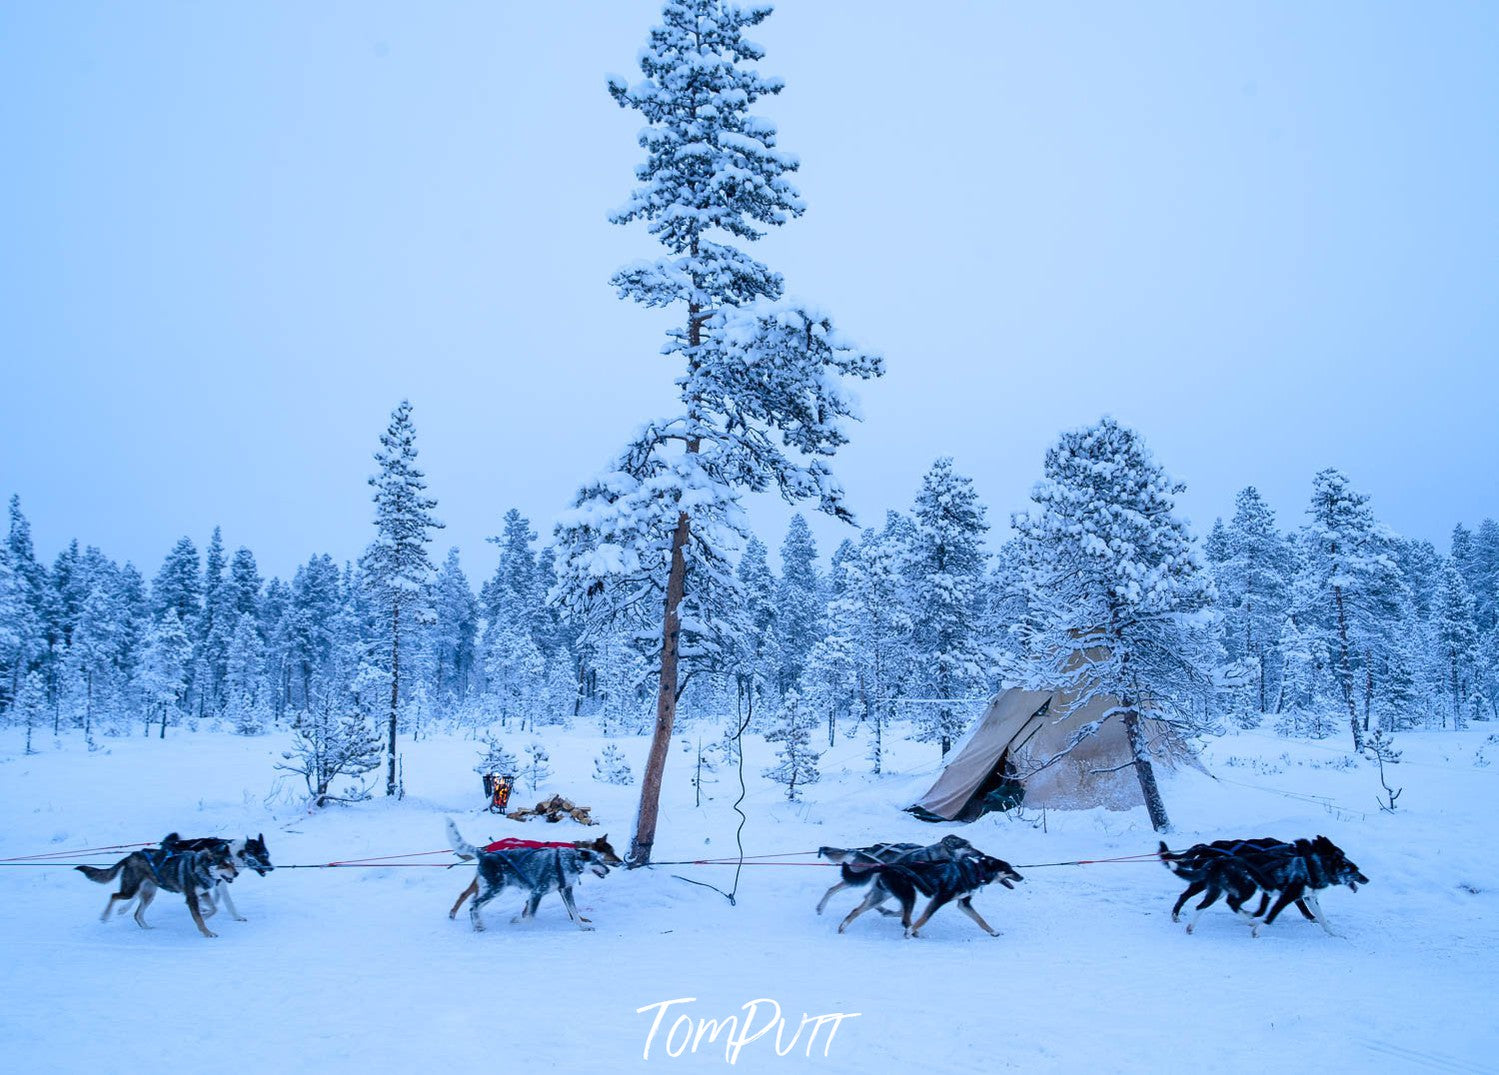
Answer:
(481, 838, 577, 852)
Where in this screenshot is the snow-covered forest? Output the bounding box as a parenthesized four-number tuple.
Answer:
(2, 414, 1493, 792)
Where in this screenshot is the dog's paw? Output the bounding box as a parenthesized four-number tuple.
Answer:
(579, 924, 596, 932)
(987, 929, 1002, 937)
(1184, 923, 1195, 935)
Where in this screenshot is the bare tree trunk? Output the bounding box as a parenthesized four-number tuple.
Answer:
(386, 599, 400, 797)
(1122, 709, 1171, 832)
(628, 507, 691, 867)
(1332, 585, 1364, 750)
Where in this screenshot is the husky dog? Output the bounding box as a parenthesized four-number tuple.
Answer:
(815, 835, 975, 915)
(144, 833, 275, 923)
(1158, 838, 1315, 923)
(1167, 835, 1368, 937)
(837, 850, 1023, 938)
(446, 819, 612, 932)
(448, 834, 623, 920)
(75, 844, 239, 938)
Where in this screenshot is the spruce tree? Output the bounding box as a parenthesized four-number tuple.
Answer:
(1216, 487, 1294, 713)
(763, 689, 819, 801)
(1433, 558, 1480, 727)
(1298, 469, 1404, 750)
(1013, 418, 1217, 832)
(908, 458, 990, 756)
(430, 547, 479, 710)
(137, 608, 191, 738)
(151, 537, 201, 627)
(775, 513, 823, 696)
(558, 0, 882, 866)
(361, 400, 443, 796)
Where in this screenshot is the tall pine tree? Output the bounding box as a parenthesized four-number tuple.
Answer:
(557, 0, 882, 866)
(361, 401, 443, 796)
(1013, 418, 1216, 832)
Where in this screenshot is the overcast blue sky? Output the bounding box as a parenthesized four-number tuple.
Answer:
(1, 1, 1495, 579)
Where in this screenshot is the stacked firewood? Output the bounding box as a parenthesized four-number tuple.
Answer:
(506, 794, 598, 825)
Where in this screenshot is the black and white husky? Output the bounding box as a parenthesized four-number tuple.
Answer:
(815, 835, 975, 916)
(75, 844, 239, 938)
(446, 819, 611, 933)
(1160, 835, 1368, 937)
(154, 833, 274, 922)
(821, 837, 1022, 938)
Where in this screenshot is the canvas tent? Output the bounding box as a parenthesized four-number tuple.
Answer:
(907, 686, 1196, 822)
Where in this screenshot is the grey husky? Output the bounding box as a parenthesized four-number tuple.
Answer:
(446, 819, 611, 933)
(148, 832, 274, 922)
(835, 851, 1024, 938)
(815, 835, 976, 916)
(75, 843, 239, 938)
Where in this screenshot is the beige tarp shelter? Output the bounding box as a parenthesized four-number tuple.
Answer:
(908, 687, 1196, 822)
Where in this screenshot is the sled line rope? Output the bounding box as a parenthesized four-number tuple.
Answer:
(0, 842, 154, 862)
(1209, 773, 1369, 818)
(1010, 852, 1165, 869)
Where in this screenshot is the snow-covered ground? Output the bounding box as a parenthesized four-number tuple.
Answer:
(2, 722, 1497, 1073)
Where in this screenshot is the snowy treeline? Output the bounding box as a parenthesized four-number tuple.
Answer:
(4, 429, 1491, 767)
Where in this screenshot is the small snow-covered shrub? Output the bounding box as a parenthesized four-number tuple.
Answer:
(593, 744, 633, 785)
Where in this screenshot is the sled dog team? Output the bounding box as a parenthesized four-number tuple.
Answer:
(73, 824, 1367, 941)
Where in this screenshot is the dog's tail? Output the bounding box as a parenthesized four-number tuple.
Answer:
(445, 818, 478, 861)
(1158, 841, 1186, 874)
(75, 858, 128, 884)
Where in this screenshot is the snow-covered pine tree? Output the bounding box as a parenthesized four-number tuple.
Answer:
(557, 0, 882, 866)
(1013, 418, 1217, 832)
(483, 618, 545, 730)
(908, 458, 990, 756)
(1274, 616, 1334, 738)
(594, 743, 634, 785)
(823, 522, 914, 772)
(15, 669, 45, 755)
(151, 536, 201, 629)
(734, 536, 777, 717)
(137, 608, 191, 738)
(473, 735, 518, 780)
(430, 547, 479, 712)
(590, 620, 650, 735)
(1298, 469, 1404, 750)
(763, 688, 819, 801)
(195, 526, 230, 715)
(483, 509, 549, 653)
(1471, 518, 1499, 634)
(64, 552, 123, 748)
(3, 497, 47, 711)
(277, 703, 383, 808)
(224, 612, 268, 734)
(522, 742, 552, 793)
(1433, 558, 1480, 728)
(0, 543, 25, 712)
(286, 554, 341, 713)
(360, 400, 443, 796)
(1216, 486, 1295, 715)
(775, 514, 823, 697)
(800, 625, 855, 748)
